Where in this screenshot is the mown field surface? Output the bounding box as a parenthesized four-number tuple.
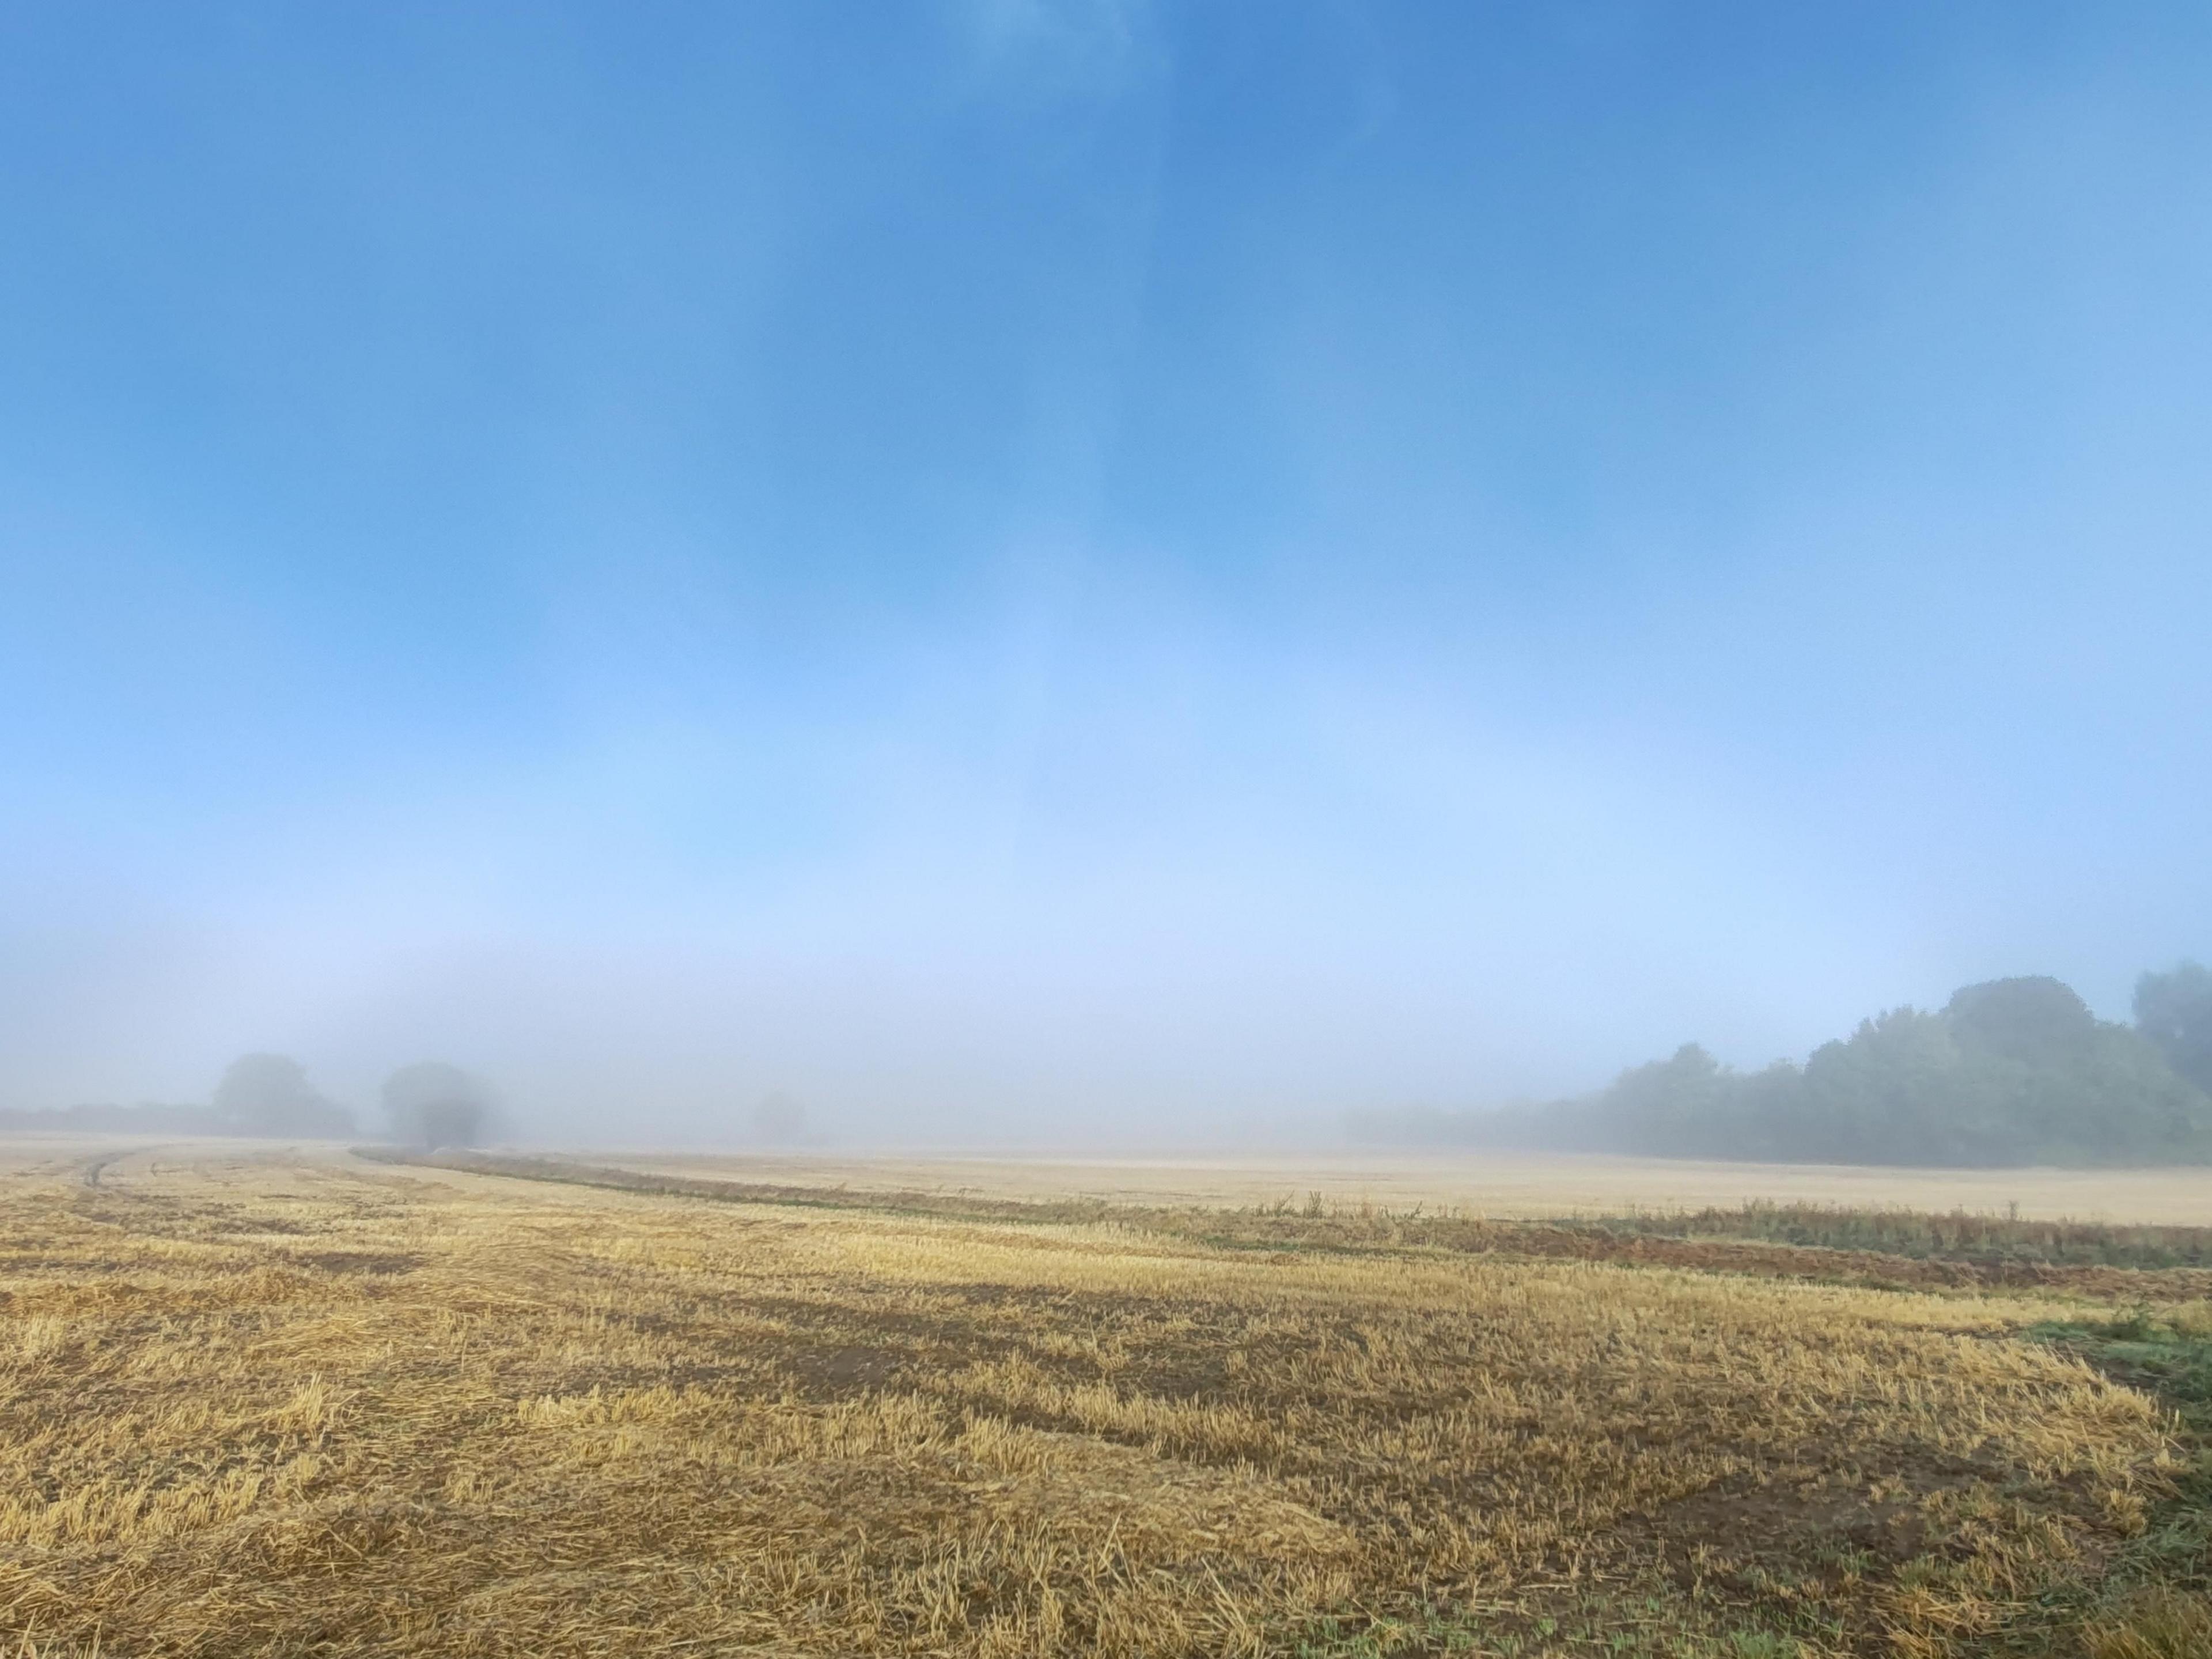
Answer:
(1, 1143, 2208, 1657)
(582, 1149, 2212, 1228)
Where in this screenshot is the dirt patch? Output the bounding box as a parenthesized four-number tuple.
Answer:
(783, 1343, 907, 1390)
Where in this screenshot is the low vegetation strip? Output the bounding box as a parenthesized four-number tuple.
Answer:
(1590, 1200, 2212, 1270)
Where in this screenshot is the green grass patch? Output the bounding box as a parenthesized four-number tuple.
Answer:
(1592, 1202, 2212, 1271)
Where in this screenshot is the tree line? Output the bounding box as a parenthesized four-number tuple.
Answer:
(1353, 963, 2212, 1166)
(0, 1055, 501, 1150)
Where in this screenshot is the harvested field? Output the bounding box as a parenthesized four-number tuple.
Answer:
(585, 1146, 2212, 1227)
(1, 1143, 2207, 1656)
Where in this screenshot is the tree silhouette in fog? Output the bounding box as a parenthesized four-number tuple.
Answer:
(1355, 970, 2212, 1166)
(2135, 962, 2212, 1094)
(213, 1054, 353, 1137)
(382, 1062, 499, 1150)
(750, 1092, 809, 1146)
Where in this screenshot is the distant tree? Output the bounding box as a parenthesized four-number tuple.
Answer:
(381, 1062, 500, 1150)
(2135, 962, 2212, 1094)
(750, 1092, 808, 1146)
(1414, 971, 2212, 1168)
(1792, 984, 2208, 1165)
(212, 1054, 353, 1137)
(1800, 1006, 2005, 1164)
(1567, 1044, 1805, 1160)
(1589, 1044, 1732, 1153)
(1345, 965, 2212, 1166)
(1943, 976, 2099, 1068)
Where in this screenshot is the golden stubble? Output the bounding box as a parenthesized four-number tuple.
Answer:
(0, 1150, 2180, 1656)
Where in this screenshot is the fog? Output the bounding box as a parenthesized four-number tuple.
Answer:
(3, 5, 2210, 1148)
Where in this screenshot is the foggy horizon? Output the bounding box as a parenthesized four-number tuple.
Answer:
(6, 3, 2211, 1147)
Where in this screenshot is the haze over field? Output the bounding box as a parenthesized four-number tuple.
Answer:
(4, 3, 2211, 1145)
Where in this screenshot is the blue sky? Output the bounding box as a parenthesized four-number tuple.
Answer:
(3, 2, 2209, 1141)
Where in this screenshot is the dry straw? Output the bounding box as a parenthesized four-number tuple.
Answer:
(0, 1146, 2194, 1655)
